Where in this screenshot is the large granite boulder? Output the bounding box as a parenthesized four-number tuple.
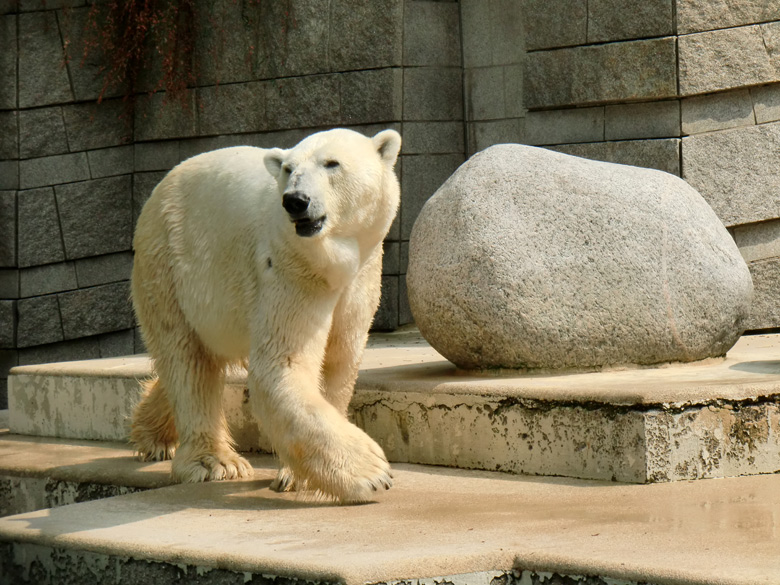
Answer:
(407, 145, 754, 370)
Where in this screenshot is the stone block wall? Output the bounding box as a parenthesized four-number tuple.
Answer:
(0, 0, 466, 407)
(522, 0, 780, 332)
(3, 0, 780, 408)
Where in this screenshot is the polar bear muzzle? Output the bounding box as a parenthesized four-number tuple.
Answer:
(293, 215, 326, 237)
(282, 191, 327, 237)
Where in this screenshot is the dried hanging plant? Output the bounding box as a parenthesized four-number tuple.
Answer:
(79, 0, 198, 108)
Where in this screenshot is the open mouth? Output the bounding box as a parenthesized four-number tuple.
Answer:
(293, 216, 326, 237)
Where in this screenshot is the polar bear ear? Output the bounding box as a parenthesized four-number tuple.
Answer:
(264, 148, 287, 178)
(373, 130, 402, 167)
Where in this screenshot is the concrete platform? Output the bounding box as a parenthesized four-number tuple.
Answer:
(0, 433, 779, 585)
(8, 329, 780, 483)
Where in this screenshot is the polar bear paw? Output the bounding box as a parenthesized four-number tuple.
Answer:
(133, 440, 176, 462)
(270, 465, 298, 492)
(291, 420, 393, 504)
(172, 442, 254, 483)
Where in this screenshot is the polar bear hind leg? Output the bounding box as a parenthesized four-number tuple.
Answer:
(130, 376, 177, 461)
(131, 247, 252, 483)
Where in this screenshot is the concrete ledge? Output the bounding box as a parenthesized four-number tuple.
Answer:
(0, 436, 778, 585)
(9, 330, 780, 484)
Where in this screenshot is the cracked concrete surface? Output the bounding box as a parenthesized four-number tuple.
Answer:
(8, 329, 780, 483)
(0, 438, 779, 585)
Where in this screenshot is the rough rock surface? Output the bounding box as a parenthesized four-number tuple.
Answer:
(407, 144, 753, 370)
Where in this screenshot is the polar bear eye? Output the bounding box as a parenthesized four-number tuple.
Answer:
(282, 164, 292, 175)
(324, 160, 340, 169)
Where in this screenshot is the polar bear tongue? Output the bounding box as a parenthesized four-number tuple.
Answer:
(294, 216, 326, 237)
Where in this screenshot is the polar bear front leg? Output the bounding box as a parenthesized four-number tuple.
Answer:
(250, 348, 392, 503)
(321, 255, 383, 416)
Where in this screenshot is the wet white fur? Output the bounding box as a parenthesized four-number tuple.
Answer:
(130, 128, 401, 503)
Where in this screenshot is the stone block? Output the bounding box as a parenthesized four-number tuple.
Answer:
(524, 107, 604, 146)
(134, 327, 146, 354)
(0, 15, 16, 109)
(402, 122, 464, 155)
(17, 187, 65, 268)
(18, 11, 73, 107)
(329, 0, 403, 71)
(605, 100, 680, 140)
(98, 329, 134, 358)
(55, 175, 132, 260)
(178, 137, 239, 162)
(733, 219, 780, 263)
(19, 152, 90, 190)
(403, 67, 463, 121)
(468, 118, 524, 155)
(340, 69, 403, 125)
(525, 37, 678, 109)
(504, 64, 525, 118)
(372, 275, 399, 331)
(17, 336, 100, 367)
(0, 349, 17, 379)
(134, 91, 198, 142)
(132, 172, 166, 227)
(87, 146, 134, 179)
(522, 0, 586, 51)
(681, 89, 756, 135)
(404, 0, 461, 67)
(461, 0, 493, 67)
(265, 75, 340, 130)
(0, 111, 17, 159)
(460, 0, 523, 66)
(399, 276, 413, 325)
(0, 161, 18, 190)
(382, 241, 400, 276)
(400, 241, 409, 275)
(20, 262, 77, 298)
(16, 295, 63, 348)
(74, 252, 133, 288)
(400, 153, 465, 239)
(0, 269, 19, 299)
(465, 67, 505, 121)
(62, 100, 130, 152)
(192, 0, 254, 86)
(677, 0, 780, 35)
(751, 82, 780, 124)
(58, 6, 122, 102)
(19, 107, 69, 159)
(682, 122, 780, 226)
(198, 82, 266, 136)
(0, 300, 14, 348)
(134, 142, 180, 172)
(744, 257, 780, 330)
(678, 25, 780, 97)
(587, 0, 673, 43)
(198, 1, 331, 83)
(551, 138, 681, 176)
(0, 191, 15, 268)
(489, 0, 525, 66)
(58, 282, 133, 340)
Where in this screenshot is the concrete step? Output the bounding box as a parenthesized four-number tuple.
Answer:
(8, 329, 780, 483)
(0, 432, 778, 585)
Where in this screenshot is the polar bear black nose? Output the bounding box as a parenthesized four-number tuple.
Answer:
(282, 192, 310, 217)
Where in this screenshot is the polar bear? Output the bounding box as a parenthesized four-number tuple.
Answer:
(130, 128, 401, 504)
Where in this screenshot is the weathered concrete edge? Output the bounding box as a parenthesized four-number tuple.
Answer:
(0, 474, 146, 518)
(0, 541, 672, 585)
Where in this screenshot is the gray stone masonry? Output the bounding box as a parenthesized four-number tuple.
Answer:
(0, 0, 476, 406)
(522, 2, 780, 332)
(6, 0, 780, 402)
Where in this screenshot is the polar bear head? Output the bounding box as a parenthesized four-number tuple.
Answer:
(264, 129, 401, 241)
